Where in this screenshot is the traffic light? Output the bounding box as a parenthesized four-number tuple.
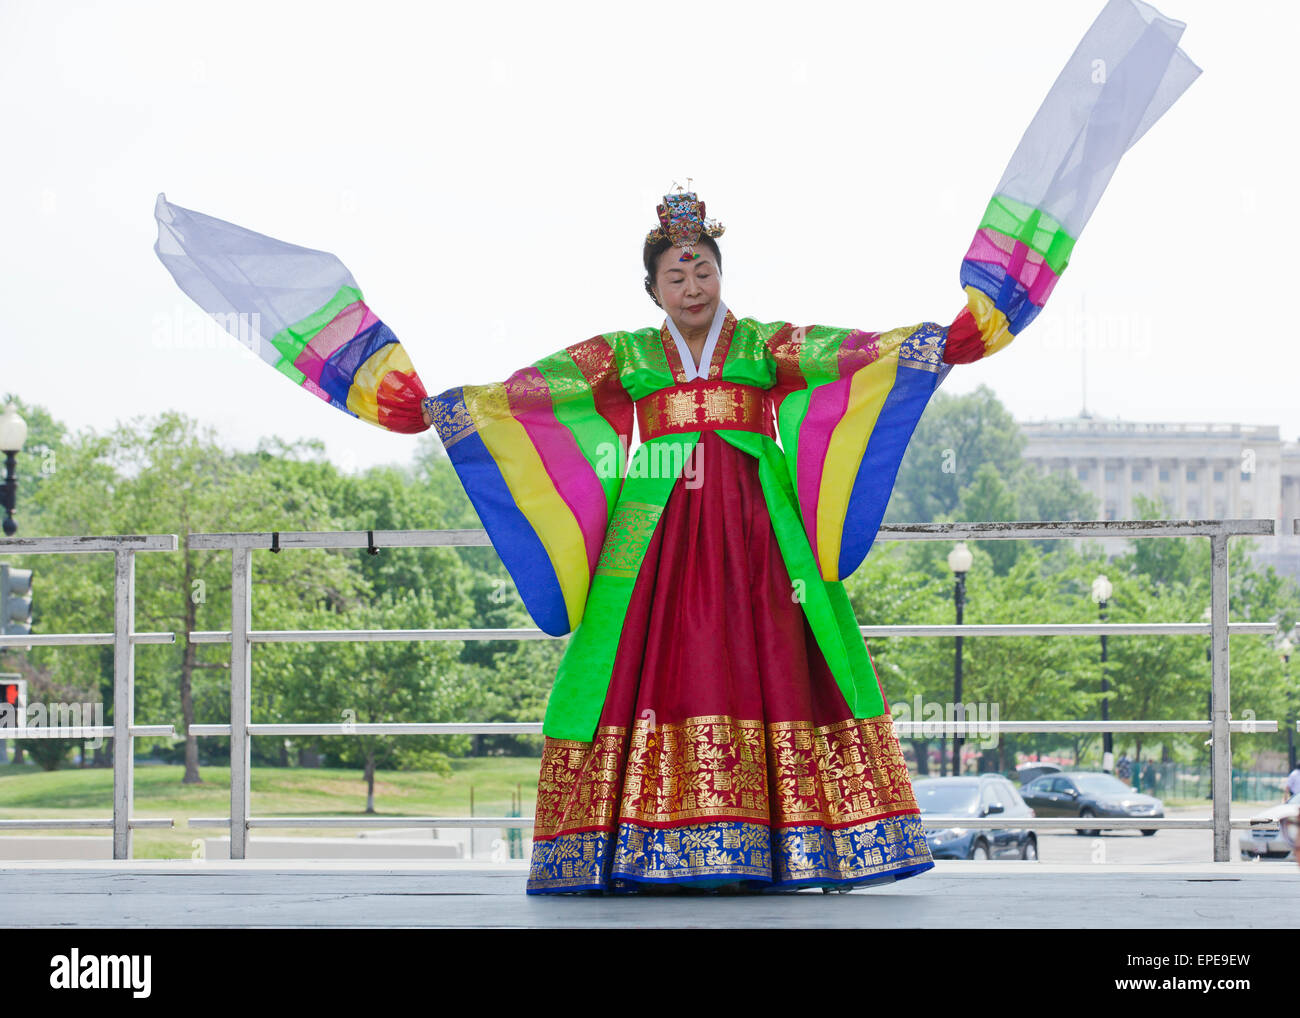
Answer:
(1, 565, 33, 651)
(0, 676, 24, 725)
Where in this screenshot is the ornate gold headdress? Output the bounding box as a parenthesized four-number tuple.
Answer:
(644, 180, 725, 262)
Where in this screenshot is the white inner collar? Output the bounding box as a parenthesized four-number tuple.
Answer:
(665, 301, 728, 381)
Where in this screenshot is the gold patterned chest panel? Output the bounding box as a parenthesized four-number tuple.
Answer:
(635, 381, 768, 440)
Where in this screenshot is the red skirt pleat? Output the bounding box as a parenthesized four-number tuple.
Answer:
(599, 430, 856, 730)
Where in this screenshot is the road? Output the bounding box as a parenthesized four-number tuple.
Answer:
(1016, 806, 1293, 865)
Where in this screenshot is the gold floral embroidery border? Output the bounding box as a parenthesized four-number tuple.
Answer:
(428, 387, 476, 449)
(897, 321, 947, 373)
(526, 813, 934, 890)
(532, 713, 921, 840)
(593, 501, 664, 578)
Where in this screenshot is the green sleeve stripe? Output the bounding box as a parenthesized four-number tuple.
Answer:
(977, 195, 1076, 275)
(269, 283, 367, 373)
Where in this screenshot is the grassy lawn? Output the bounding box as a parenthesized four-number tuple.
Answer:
(0, 757, 542, 859)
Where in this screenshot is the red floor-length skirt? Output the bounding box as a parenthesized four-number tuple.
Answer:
(527, 430, 934, 893)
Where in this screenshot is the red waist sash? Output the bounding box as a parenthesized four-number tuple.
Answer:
(635, 380, 774, 441)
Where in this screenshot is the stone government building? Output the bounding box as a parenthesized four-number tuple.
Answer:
(1020, 415, 1300, 580)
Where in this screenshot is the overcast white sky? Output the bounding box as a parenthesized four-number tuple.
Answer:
(2, 0, 1294, 473)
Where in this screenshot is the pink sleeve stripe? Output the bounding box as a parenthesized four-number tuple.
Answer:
(795, 376, 853, 573)
(292, 301, 370, 384)
(964, 228, 1062, 306)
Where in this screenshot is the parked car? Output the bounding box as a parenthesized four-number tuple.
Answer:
(1239, 793, 1300, 860)
(1020, 771, 1164, 835)
(914, 775, 1038, 860)
(1015, 762, 1062, 786)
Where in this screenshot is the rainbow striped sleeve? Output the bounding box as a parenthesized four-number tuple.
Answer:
(425, 334, 637, 637)
(766, 321, 947, 582)
(154, 194, 429, 434)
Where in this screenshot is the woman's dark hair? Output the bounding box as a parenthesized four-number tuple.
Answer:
(642, 234, 723, 308)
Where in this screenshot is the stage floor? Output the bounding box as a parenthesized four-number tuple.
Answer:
(0, 860, 1295, 928)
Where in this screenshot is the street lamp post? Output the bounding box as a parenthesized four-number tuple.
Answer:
(1203, 604, 1213, 800)
(948, 542, 972, 777)
(0, 404, 29, 536)
(1091, 574, 1113, 772)
(1280, 637, 1295, 772)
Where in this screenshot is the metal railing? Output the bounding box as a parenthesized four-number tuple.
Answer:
(0, 520, 1288, 862)
(0, 535, 179, 858)
(175, 518, 1281, 863)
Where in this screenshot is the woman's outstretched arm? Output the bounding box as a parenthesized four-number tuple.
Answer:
(759, 0, 1200, 582)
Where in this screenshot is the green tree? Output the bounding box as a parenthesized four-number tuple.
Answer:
(886, 385, 1026, 523)
(10, 412, 363, 782)
(954, 546, 1099, 772)
(265, 590, 465, 812)
(335, 460, 473, 615)
(845, 545, 953, 773)
(958, 463, 1021, 575)
(1098, 494, 1300, 770)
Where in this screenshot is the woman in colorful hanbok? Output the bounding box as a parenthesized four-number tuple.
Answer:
(154, 0, 1199, 894)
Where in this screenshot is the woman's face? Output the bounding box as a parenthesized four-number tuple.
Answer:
(654, 245, 721, 331)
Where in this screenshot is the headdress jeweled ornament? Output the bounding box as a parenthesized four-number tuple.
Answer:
(645, 180, 725, 262)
